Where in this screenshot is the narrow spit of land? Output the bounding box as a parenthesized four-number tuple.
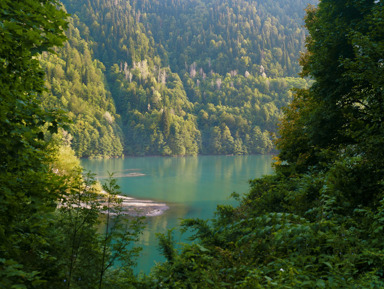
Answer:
(115, 195, 169, 217)
(60, 191, 169, 217)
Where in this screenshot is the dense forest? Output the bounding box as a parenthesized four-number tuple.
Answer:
(3, 0, 384, 288)
(39, 0, 315, 157)
(145, 1, 384, 288)
(0, 2, 144, 287)
(39, 15, 124, 158)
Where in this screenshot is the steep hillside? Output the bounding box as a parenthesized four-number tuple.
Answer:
(39, 15, 124, 158)
(58, 0, 316, 156)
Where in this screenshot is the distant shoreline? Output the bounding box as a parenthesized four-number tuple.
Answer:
(81, 153, 274, 160)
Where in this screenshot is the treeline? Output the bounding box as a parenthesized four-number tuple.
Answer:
(62, 0, 315, 77)
(5, 0, 384, 288)
(109, 57, 309, 156)
(39, 15, 124, 158)
(136, 0, 312, 77)
(42, 0, 315, 157)
(141, 1, 384, 288)
(0, 1, 143, 287)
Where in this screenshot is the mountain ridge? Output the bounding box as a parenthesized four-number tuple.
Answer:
(42, 0, 316, 157)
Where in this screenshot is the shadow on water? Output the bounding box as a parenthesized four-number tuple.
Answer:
(82, 155, 274, 274)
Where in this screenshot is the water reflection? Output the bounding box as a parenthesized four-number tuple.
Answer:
(81, 155, 274, 273)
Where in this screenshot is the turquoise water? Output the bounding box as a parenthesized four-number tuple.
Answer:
(81, 155, 274, 274)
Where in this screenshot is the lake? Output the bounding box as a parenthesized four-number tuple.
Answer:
(81, 154, 274, 274)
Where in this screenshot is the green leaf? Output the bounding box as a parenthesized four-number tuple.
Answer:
(316, 279, 326, 288)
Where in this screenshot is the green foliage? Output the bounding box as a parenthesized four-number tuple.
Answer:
(109, 64, 201, 156)
(142, 0, 314, 77)
(156, 229, 177, 263)
(2, 0, 315, 157)
(7, 0, 384, 286)
(0, 0, 68, 286)
(39, 16, 124, 158)
(98, 174, 145, 289)
(55, 172, 102, 288)
(58, 0, 313, 156)
(145, 1, 384, 287)
(46, 171, 145, 289)
(150, 165, 384, 288)
(0, 2, 144, 287)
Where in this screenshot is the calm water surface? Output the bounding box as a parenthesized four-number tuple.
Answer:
(81, 155, 274, 274)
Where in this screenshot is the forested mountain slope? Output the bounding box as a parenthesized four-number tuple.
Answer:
(40, 15, 124, 158)
(143, 1, 384, 287)
(56, 0, 316, 156)
(4, 0, 384, 287)
(136, 0, 312, 77)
